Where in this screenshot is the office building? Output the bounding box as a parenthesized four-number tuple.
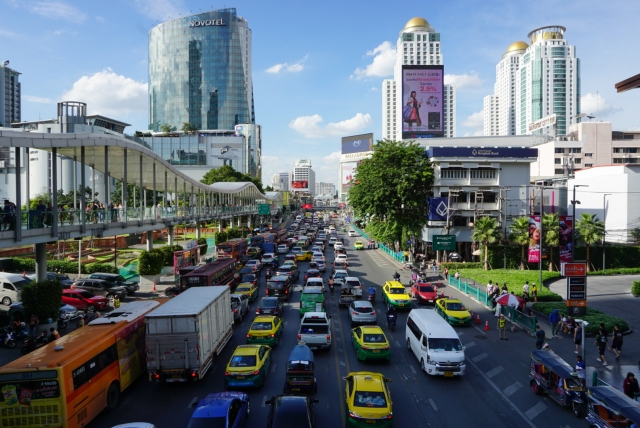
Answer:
(484, 26, 580, 137)
(315, 182, 335, 197)
(148, 8, 254, 132)
(382, 17, 456, 140)
(271, 173, 289, 191)
(291, 159, 316, 196)
(0, 62, 20, 128)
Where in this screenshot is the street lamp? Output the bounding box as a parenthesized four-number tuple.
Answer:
(603, 194, 611, 273)
(570, 185, 588, 261)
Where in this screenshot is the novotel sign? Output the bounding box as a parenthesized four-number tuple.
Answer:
(189, 19, 226, 27)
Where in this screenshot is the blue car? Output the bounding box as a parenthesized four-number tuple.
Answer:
(185, 391, 250, 428)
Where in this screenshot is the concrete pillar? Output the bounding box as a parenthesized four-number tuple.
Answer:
(35, 243, 47, 283)
(152, 163, 157, 221)
(139, 155, 143, 218)
(52, 148, 58, 236)
(103, 146, 110, 228)
(247, 215, 252, 229)
(80, 147, 86, 233)
(168, 226, 174, 246)
(146, 230, 153, 251)
(123, 150, 128, 221)
(14, 147, 22, 241)
(195, 222, 201, 240)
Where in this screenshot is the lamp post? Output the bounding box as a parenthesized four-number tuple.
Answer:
(603, 194, 611, 273)
(570, 185, 588, 261)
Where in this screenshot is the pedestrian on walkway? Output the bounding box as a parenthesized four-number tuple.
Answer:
(498, 313, 508, 340)
(487, 280, 494, 294)
(29, 314, 39, 337)
(549, 309, 560, 338)
(594, 327, 609, 366)
(623, 372, 640, 400)
(575, 355, 586, 379)
(611, 324, 624, 360)
(522, 281, 530, 301)
(531, 282, 538, 303)
(574, 322, 583, 354)
(535, 325, 546, 350)
(431, 260, 437, 273)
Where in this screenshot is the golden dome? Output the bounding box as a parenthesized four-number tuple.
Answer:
(505, 41, 529, 54)
(404, 17, 432, 31)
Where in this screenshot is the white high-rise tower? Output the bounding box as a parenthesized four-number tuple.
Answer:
(382, 17, 455, 140)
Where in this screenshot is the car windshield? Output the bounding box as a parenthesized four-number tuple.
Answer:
(251, 321, 273, 331)
(335, 273, 347, 279)
(78, 290, 95, 299)
(261, 299, 278, 307)
(446, 302, 465, 311)
(229, 355, 257, 367)
(419, 285, 435, 292)
(363, 334, 386, 343)
(354, 391, 387, 408)
(389, 288, 406, 294)
(237, 286, 252, 293)
(242, 275, 256, 282)
(247, 260, 258, 265)
(185, 417, 227, 428)
(428, 338, 463, 352)
(278, 266, 292, 272)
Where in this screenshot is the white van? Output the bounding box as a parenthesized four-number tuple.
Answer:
(0, 273, 32, 306)
(405, 309, 466, 376)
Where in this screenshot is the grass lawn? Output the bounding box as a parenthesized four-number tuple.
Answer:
(532, 302, 629, 335)
(454, 269, 562, 301)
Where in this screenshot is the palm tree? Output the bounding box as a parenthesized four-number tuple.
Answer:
(508, 216, 530, 270)
(542, 213, 560, 271)
(575, 213, 604, 271)
(472, 216, 502, 270)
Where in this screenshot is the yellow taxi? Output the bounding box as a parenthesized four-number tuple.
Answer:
(344, 371, 393, 427)
(282, 260, 298, 268)
(246, 315, 283, 347)
(235, 283, 259, 303)
(353, 240, 364, 250)
(435, 298, 472, 326)
(224, 345, 272, 389)
(382, 281, 411, 310)
(351, 326, 391, 362)
(295, 250, 314, 262)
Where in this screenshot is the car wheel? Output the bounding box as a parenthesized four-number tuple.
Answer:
(86, 305, 95, 313)
(2, 297, 11, 306)
(421, 359, 426, 372)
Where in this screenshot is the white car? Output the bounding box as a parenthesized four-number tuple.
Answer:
(260, 253, 277, 266)
(348, 230, 357, 237)
(331, 269, 349, 286)
(334, 242, 344, 251)
(245, 259, 263, 272)
(305, 277, 325, 291)
(315, 260, 327, 272)
(335, 254, 348, 264)
(328, 237, 337, 246)
(344, 276, 363, 296)
(278, 244, 289, 254)
(312, 252, 325, 262)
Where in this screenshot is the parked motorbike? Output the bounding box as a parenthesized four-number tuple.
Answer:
(21, 331, 49, 355)
(387, 313, 397, 332)
(0, 327, 17, 349)
(58, 312, 69, 329)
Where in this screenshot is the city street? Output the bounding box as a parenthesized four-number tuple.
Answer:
(84, 231, 589, 428)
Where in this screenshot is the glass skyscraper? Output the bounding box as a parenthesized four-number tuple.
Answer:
(148, 8, 254, 132)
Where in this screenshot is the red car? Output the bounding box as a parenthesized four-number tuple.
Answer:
(411, 282, 438, 305)
(62, 289, 109, 312)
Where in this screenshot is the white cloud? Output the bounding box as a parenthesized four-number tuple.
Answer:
(322, 151, 341, 163)
(462, 109, 484, 128)
(580, 93, 621, 118)
(289, 113, 372, 139)
(133, 0, 188, 22)
(444, 73, 482, 90)
(53, 29, 78, 36)
(61, 69, 148, 116)
(370, 87, 378, 91)
(29, 1, 87, 24)
(23, 95, 54, 104)
(0, 29, 20, 38)
(266, 55, 308, 74)
(351, 41, 396, 79)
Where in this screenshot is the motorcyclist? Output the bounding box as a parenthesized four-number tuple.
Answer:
(368, 286, 376, 301)
(49, 327, 60, 342)
(265, 268, 272, 280)
(35, 330, 48, 345)
(393, 271, 400, 281)
(328, 278, 335, 291)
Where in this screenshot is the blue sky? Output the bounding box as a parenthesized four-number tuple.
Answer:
(2, 0, 639, 187)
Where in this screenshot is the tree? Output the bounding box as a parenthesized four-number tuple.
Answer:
(347, 140, 434, 246)
(542, 212, 560, 271)
(200, 165, 264, 194)
(160, 123, 177, 134)
(508, 216, 530, 270)
(264, 185, 274, 192)
(472, 216, 502, 270)
(575, 213, 604, 271)
(111, 181, 158, 207)
(181, 122, 198, 134)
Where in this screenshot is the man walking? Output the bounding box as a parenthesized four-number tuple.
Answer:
(549, 309, 560, 338)
(498, 314, 508, 340)
(522, 281, 530, 301)
(611, 324, 624, 360)
(574, 321, 583, 354)
(594, 327, 609, 366)
(535, 325, 546, 350)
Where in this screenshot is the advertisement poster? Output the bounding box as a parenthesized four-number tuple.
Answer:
(115, 320, 146, 390)
(341, 133, 373, 154)
(291, 180, 308, 190)
(528, 216, 541, 263)
(341, 162, 357, 193)
(558, 216, 573, 263)
(402, 65, 444, 139)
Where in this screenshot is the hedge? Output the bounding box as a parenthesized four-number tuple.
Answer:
(11, 257, 118, 274)
(20, 279, 64, 322)
(137, 244, 183, 275)
(454, 268, 563, 301)
(441, 262, 483, 270)
(632, 281, 640, 298)
(532, 302, 629, 335)
(198, 238, 208, 255)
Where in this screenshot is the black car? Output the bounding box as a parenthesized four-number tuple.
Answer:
(304, 269, 321, 282)
(256, 297, 284, 316)
(28, 272, 74, 288)
(241, 274, 258, 286)
(266, 275, 293, 300)
(276, 264, 300, 282)
(239, 267, 255, 276)
(71, 279, 128, 300)
(266, 395, 318, 428)
(87, 273, 139, 295)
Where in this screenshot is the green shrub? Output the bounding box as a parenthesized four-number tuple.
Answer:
(215, 231, 227, 244)
(226, 227, 242, 239)
(454, 269, 562, 300)
(197, 237, 208, 255)
(532, 302, 629, 335)
(441, 262, 483, 270)
(21, 279, 64, 322)
(47, 260, 80, 273)
(138, 250, 163, 275)
(588, 268, 640, 276)
(11, 257, 35, 272)
(85, 263, 118, 274)
(632, 281, 640, 297)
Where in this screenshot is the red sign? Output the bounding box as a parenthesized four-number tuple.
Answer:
(566, 300, 586, 307)
(562, 262, 586, 276)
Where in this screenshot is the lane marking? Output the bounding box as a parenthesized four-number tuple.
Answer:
(428, 398, 438, 411)
(271, 363, 277, 373)
(409, 365, 417, 375)
(338, 346, 343, 353)
(472, 353, 488, 363)
(486, 365, 505, 379)
(284, 321, 289, 326)
(524, 402, 546, 420)
(465, 341, 476, 349)
(395, 340, 401, 348)
(339, 360, 345, 366)
(261, 395, 268, 408)
(187, 397, 198, 409)
(503, 381, 523, 397)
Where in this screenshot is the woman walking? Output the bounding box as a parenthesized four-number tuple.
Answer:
(611, 324, 623, 360)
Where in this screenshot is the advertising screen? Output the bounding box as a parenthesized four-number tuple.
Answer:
(528, 216, 541, 263)
(291, 180, 308, 190)
(341, 162, 357, 193)
(402, 65, 444, 139)
(341, 133, 373, 154)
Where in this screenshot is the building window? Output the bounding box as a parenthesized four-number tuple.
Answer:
(569, 148, 581, 153)
(554, 158, 561, 164)
(441, 168, 467, 179)
(584, 153, 592, 157)
(554, 148, 564, 154)
(469, 169, 496, 179)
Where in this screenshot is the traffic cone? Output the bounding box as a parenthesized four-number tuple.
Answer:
(484, 320, 490, 331)
(153, 283, 157, 292)
(476, 314, 481, 324)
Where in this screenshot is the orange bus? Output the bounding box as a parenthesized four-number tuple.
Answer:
(0, 299, 166, 428)
(216, 238, 247, 259)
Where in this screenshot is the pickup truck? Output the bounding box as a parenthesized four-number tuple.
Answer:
(297, 312, 332, 351)
(339, 284, 358, 307)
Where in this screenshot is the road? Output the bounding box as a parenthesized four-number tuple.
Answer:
(86, 231, 587, 428)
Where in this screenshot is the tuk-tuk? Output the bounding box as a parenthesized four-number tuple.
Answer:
(529, 350, 587, 417)
(586, 386, 640, 428)
(283, 344, 317, 394)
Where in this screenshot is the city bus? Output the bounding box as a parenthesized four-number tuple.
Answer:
(0, 299, 166, 428)
(216, 238, 248, 259)
(179, 258, 238, 291)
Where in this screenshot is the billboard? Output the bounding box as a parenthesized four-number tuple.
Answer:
(528, 114, 557, 133)
(291, 180, 308, 190)
(558, 215, 573, 263)
(528, 216, 541, 263)
(402, 65, 444, 139)
(426, 147, 538, 159)
(342, 133, 374, 154)
(341, 162, 358, 193)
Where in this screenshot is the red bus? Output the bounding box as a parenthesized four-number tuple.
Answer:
(216, 238, 248, 259)
(179, 258, 238, 291)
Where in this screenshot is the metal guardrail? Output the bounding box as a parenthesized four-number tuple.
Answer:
(448, 275, 490, 305)
(592, 372, 612, 388)
(349, 224, 404, 263)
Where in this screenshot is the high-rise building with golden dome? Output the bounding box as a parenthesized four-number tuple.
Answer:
(484, 26, 581, 137)
(382, 17, 456, 140)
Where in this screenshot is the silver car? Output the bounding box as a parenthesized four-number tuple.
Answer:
(348, 300, 377, 326)
(230, 294, 249, 323)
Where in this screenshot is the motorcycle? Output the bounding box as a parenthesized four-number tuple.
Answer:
(392, 272, 401, 282)
(0, 327, 17, 349)
(21, 331, 49, 355)
(265, 268, 272, 280)
(368, 290, 376, 304)
(58, 312, 69, 329)
(387, 313, 397, 332)
(329, 280, 335, 292)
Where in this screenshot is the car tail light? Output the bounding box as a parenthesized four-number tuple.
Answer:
(246, 334, 250, 338)
(253, 370, 260, 375)
(372, 311, 376, 316)
(352, 312, 358, 316)
(297, 334, 301, 340)
(191, 371, 198, 378)
(382, 346, 390, 350)
(153, 373, 160, 379)
(382, 413, 393, 420)
(256, 310, 260, 314)
(326, 335, 330, 341)
(270, 334, 275, 338)
(234, 309, 238, 314)
(225, 371, 231, 376)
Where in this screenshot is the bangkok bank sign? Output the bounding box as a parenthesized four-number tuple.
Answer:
(189, 19, 226, 27)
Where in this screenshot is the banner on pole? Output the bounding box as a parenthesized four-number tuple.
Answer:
(559, 215, 573, 263)
(528, 216, 541, 263)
